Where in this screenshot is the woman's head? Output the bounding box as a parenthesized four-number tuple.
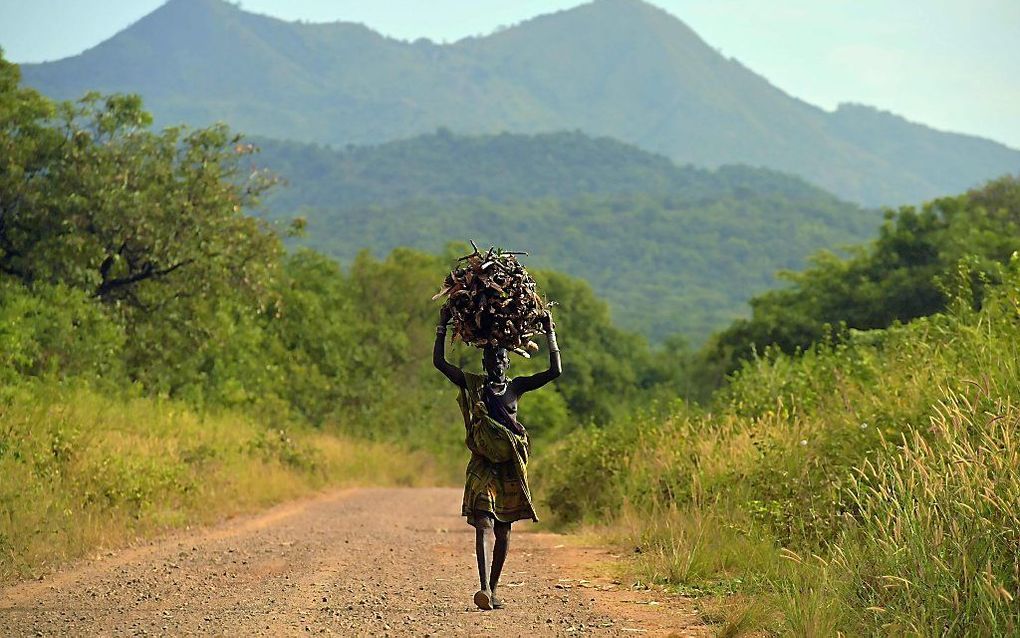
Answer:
(482, 344, 510, 381)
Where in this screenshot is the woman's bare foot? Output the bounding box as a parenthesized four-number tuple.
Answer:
(473, 589, 492, 610)
(490, 593, 504, 609)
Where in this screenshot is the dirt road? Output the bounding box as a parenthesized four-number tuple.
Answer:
(0, 488, 707, 636)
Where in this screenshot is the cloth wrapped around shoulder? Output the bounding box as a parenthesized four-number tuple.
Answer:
(458, 372, 538, 523)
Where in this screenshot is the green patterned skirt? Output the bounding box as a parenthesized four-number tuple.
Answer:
(458, 373, 538, 524)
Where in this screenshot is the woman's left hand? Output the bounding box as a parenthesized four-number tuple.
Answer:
(541, 310, 555, 333)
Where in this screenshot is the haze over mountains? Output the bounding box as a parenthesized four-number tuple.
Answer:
(21, 0, 1019, 207)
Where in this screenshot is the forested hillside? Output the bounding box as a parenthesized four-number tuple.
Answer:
(255, 130, 830, 209)
(22, 0, 1020, 205)
(0, 53, 686, 448)
(254, 131, 879, 343)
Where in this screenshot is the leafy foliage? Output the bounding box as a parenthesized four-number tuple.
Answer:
(0, 280, 125, 387)
(538, 257, 1020, 633)
(1, 81, 280, 309)
(701, 175, 1020, 383)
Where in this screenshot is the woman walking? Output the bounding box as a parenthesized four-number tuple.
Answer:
(433, 305, 561, 610)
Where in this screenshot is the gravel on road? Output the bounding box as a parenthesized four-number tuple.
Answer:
(0, 487, 708, 636)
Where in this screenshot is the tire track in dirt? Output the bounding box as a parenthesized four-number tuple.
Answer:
(0, 488, 707, 636)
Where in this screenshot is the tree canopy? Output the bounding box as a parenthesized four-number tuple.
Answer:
(1, 57, 281, 314)
(698, 175, 1020, 386)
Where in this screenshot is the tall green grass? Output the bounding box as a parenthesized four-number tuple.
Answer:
(0, 382, 451, 584)
(830, 391, 1020, 634)
(536, 258, 1020, 635)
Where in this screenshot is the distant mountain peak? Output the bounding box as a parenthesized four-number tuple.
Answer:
(588, 0, 664, 11)
(153, 0, 238, 17)
(20, 0, 1020, 206)
(578, 0, 694, 24)
(162, 0, 239, 10)
(543, 0, 691, 26)
(127, 0, 246, 38)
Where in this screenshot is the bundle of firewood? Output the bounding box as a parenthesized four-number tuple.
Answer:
(433, 242, 549, 357)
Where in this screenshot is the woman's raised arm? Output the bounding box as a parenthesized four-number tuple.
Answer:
(433, 306, 466, 389)
(513, 311, 561, 395)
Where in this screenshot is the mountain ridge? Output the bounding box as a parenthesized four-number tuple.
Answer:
(250, 128, 881, 341)
(254, 128, 851, 210)
(21, 0, 1020, 206)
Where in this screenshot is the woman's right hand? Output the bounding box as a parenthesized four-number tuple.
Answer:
(541, 309, 555, 333)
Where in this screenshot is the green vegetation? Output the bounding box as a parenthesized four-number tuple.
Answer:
(0, 53, 454, 581)
(0, 54, 680, 580)
(22, 0, 1020, 205)
(540, 261, 1020, 633)
(701, 176, 1020, 387)
(9, 27, 1020, 632)
(252, 131, 877, 343)
(537, 179, 1020, 634)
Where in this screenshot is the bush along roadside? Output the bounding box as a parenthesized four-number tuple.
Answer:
(536, 255, 1020, 635)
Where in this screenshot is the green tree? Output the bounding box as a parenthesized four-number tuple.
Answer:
(700, 175, 1020, 382)
(1, 53, 282, 313)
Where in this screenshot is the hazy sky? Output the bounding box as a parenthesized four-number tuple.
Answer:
(2, 0, 1018, 148)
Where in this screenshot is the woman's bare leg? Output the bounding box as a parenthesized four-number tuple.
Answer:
(472, 514, 495, 609)
(490, 521, 511, 608)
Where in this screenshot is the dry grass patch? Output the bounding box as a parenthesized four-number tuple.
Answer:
(0, 383, 450, 584)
